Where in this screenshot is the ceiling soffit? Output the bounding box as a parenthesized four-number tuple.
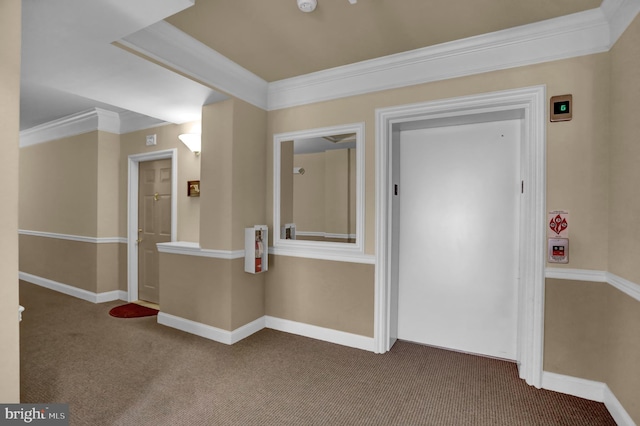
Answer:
(120, 0, 640, 111)
(165, 0, 601, 82)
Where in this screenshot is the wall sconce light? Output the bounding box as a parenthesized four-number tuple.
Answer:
(179, 133, 201, 155)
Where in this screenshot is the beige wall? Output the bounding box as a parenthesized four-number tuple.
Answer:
(266, 256, 374, 337)
(200, 101, 233, 249)
(293, 152, 326, 232)
(545, 279, 640, 422)
(231, 262, 265, 330)
(544, 279, 610, 382)
(280, 141, 294, 225)
(20, 131, 122, 294)
(20, 236, 97, 291)
(200, 97, 267, 251)
(97, 131, 120, 238)
(607, 286, 640, 423)
(0, 0, 21, 403)
(606, 13, 640, 423)
(230, 99, 268, 251)
(19, 235, 120, 294)
(160, 98, 267, 332)
(20, 132, 100, 236)
(160, 253, 233, 330)
(292, 149, 355, 236)
(324, 149, 352, 235)
(609, 13, 640, 284)
(159, 254, 265, 331)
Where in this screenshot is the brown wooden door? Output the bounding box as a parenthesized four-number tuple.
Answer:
(138, 159, 172, 304)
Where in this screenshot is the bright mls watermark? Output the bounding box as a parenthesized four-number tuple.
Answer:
(0, 405, 68, 425)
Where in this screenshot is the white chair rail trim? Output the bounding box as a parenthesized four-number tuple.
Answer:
(156, 241, 244, 259)
(19, 229, 126, 244)
(545, 267, 640, 302)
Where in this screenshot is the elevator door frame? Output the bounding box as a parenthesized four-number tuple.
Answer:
(374, 86, 547, 388)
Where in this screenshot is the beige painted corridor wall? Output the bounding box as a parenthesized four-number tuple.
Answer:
(610, 12, 640, 285)
(607, 12, 640, 422)
(19, 131, 121, 294)
(20, 132, 100, 236)
(0, 0, 21, 403)
(160, 98, 267, 330)
(293, 149, 355, 237)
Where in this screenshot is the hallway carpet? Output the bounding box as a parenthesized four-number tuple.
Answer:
(19, 281, 615, 426)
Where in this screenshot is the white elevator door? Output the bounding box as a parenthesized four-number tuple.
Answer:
(397, 119, 521, 360)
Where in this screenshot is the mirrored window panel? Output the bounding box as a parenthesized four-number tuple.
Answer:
(274, 123, 364, 255)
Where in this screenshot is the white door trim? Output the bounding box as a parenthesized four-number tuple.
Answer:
(127, 149, 178, 303)
(374, 86, 547, 388)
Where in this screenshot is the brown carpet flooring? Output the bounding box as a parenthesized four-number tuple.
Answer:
(19, 281, 616, 426)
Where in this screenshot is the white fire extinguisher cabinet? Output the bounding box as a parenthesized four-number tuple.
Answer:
(245, 225, 268, 274)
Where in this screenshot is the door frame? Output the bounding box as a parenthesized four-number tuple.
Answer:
(374, 86, 547, 388)
(127, 149, 178, 303)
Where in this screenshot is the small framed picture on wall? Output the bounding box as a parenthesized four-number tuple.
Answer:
(187, 180, 200, 197)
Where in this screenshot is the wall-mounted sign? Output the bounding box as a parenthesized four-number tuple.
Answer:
(550, 94, 572, 122)
(548, 210, 569, 238)
(548, 238, 569, 264)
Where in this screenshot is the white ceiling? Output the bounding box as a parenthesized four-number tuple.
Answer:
(20, 0, 225, 131)
(19, 0, 633, 133)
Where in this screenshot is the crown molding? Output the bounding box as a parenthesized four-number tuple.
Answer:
(267, 0, 639, 109)
(268, 8, 612, 110)
(601, 0, 640, 45)
(19, 108, 170, 147)
(20, 108, 119, 147)
(119, 20, 269, 110)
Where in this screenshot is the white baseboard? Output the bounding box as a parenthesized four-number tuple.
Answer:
(542, 371, 636, 426)
(604, 385, 637, 426)
(265, 316, 375, 352)
(157, 312, 375, 352)
(231, 316, 267, 343)
(542, 371, 607, 401)
(157, 312, 266, 345)
(157, 312, 234, 344)
(96, 290, 128, 303)
(19, 272, 127, 304)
